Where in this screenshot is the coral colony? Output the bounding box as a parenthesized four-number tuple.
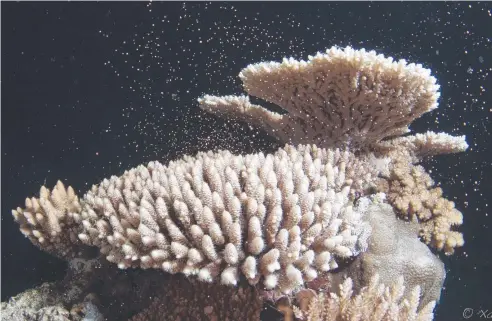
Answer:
(9, 47, 468, 320)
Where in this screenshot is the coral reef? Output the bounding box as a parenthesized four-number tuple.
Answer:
(6, 46, 469, 320)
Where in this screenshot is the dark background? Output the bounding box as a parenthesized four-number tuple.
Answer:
(2, 2, 491, 320)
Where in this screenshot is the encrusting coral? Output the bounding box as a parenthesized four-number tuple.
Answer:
(341, 195, 446, 309)
(8, 46, 469, 321)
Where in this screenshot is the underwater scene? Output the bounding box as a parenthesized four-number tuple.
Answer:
(2, 2, 491, 321)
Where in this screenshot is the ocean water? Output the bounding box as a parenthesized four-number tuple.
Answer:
(2, 2, 491, 320)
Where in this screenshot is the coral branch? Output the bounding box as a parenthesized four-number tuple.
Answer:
(293, 274, 436, 321)
(11, 181, 85, 258)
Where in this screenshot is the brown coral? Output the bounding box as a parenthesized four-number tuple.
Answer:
(127, 276, 263, 321)
(377, 159, 464, 255)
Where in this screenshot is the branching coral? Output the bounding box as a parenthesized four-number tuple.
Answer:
(293, 274, 436, 321)
(376, 158, 464, 255)
(12, 181, 84, 259)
